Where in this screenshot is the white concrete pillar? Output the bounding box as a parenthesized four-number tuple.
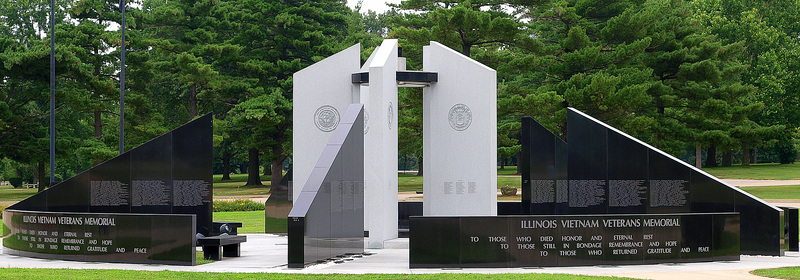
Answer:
(422, 41, 497, 216)
(293, 44, 361, 203)
(364, 39, 399, 248)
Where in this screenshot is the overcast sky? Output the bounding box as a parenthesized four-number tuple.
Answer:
(347, 0, 401, 13)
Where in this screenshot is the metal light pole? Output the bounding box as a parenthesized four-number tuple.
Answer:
(119, 0, 125, 154)
(49, 0, 55, 186)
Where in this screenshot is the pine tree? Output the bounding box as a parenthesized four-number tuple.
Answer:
(219, 0, 351, 187)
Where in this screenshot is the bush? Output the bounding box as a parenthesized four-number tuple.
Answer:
(213, 199, 265, 212)
(500, 185, 517, 196)
(777, 141, 797, 164)
(8, 178, 22, 188)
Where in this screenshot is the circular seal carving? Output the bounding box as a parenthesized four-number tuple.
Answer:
(387, 102, 394, 129)
(314, 105, 340, 132)
(448, 104, 472, 131)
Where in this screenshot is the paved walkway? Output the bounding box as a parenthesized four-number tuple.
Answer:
(1, 235, 797, 279)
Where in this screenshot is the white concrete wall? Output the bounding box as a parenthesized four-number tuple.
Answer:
(422, 41, 497, 216)
(292, 44, 361, 203)
(364, 39, 399, 248)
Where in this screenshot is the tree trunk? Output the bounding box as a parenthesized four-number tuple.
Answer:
(271, 155, 286, 188)
(37, 161, 46, 192)
(416, 156, 423, 176)
(189, 83, 198, 120)
(246, 148, 262, 186)
(705, 144, 718, 167)
(500, 157, 506, 170)
(722, 151, 733, 166)
(221, 151, 232, 180)
(753, 147, 758, 164)
(695, 142, 702, 168)
(742, 142, 751, 166)
(264, 160, 271, 175)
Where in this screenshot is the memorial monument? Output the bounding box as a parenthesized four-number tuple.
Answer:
(293, 40, 496, 248)
(409, 108, 750, 267)
(288, 104, 365, 268)
(421, 42, 497, 216)
(520, 108, 789, 256)
(2, 114, 214, 265)
(410, 213, 740, 268)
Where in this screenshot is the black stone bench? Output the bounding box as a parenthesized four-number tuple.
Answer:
(197, 235, 247, 261)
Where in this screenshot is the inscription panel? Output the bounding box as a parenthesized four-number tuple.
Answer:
(409, 213, 739, 268)
(521, 109, 784, 255)
(2, 210, 195, 265)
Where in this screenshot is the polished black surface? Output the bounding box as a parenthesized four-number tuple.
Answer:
(2, 209, 195, 265)
(460, 217, 510, 267)
(781, 207, 798, 251)
(48, 171, 91, 213)
(5, 115, 214, 264)
(288, 104, 365, 268)
(171, 114, 214, 236)
(8, 114, 213, 236)
(409, 213, 739, 268)
(519, 109, 785, 256)
(566, 111, 608, 214)
(409, 217, 460, 268)
(350, 71, 438, 84)
(734, 190, 782, 255)
(520, 117, 567, 215)
(396, 71, 438, 83)
(87, 153, 130, 214)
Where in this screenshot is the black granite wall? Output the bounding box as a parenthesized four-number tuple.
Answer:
(288, 104, 365, 268)
(521, 117, 568, 215)
(520, 108, 786, 256)
(3, 209, 196, 265)
(410, 213, 740, 268)
(8, 114, 213, 236)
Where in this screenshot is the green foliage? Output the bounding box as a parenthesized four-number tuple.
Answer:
(776, 140, 798, 164)
(500, 185, 517, 196)
(693, 0, 800, 163)
(8, 178, 22, 188)
(0, 204, 6, 218)
(212, 199, 265, 212)
(2, 0, 799, 176)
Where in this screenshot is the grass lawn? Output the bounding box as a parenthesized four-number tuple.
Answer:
(213, 174, 273, 197)
(739, 185, 800, 199)
(703, 163, 800, 180)
(0, 185, 37, 204)
(195, 251, 213, 265)
(0, 268, 634, 279)
(399, 170, 521, 193)
(498, 166, 519, 175)
(213, 211, 270, 233)
(751, 267, 800, 280)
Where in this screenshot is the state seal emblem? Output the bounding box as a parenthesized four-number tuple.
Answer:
(314, 105, 340, 132)
(448, 104, 472, 131)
